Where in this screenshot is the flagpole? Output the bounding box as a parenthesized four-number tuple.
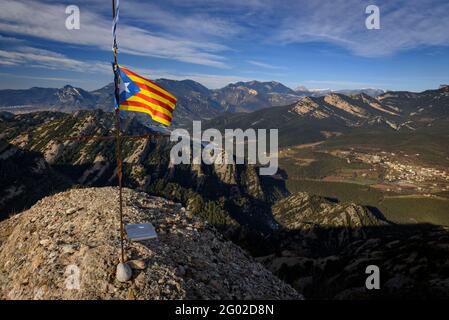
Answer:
(112, 0, 125, 264)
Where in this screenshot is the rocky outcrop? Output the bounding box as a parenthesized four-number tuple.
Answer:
(0, 187, 301, 300)
(271, 192, 389, 249)
(324, 94, 369, 119)
(273, 192, 387, 231)
(289, 93, 405, 129)
(292, 97, 329, 119)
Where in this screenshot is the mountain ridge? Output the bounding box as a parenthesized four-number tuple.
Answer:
(203, 85, 449, 147)
(0, 80, 395, 126)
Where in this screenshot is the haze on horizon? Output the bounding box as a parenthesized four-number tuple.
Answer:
(0, 0, 449, 92)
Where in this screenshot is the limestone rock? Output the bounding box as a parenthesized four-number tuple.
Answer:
(0, 187, 301, 300)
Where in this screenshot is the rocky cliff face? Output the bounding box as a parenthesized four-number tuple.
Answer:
(0, 110, 281, 231)
(290, 93, 402, 129)
(0, 187, 301, 300)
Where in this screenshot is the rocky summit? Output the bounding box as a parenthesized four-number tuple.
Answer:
(0, 187, 301, 300)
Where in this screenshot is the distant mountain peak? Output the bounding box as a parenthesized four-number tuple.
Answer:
(58, 85, 80, 95)
(53, 85, 92, 107)
(295, 85, 309, 92)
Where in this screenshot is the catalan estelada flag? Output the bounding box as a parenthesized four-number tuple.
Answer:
(115, 65, 177, 126)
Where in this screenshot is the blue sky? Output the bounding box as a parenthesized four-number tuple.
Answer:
(0, 0, 448, 91)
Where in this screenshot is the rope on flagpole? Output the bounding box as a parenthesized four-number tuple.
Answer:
(112, 0, 125, 264)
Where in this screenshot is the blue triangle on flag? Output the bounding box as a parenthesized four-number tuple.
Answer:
(112, 63, 140, 108)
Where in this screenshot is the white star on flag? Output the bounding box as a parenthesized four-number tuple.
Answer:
(119, 78, 130, 95)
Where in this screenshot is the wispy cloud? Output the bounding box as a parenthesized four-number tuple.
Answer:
(274, 0, 449, 57)
(0, 72, 94, 83)
(0, 0, 448, 92)
(0, 0, 230, 68)
(0, 46, 109, 73)
(152, 0, 449, 57)
(247, 60, 286, 70)
(120, 1, 244, 40)
(0, 35, 24, 43)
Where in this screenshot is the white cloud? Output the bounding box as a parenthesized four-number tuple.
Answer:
(0, 0, 229, 68)
(0, 46, 109, 73)
(2, 0, 447, 67)
(1, 0, 448, 92)
(154, 0, 449, 57)
(274, 0, 449, 57)
(119, 1, 244, 40)
(0, 72, 91, 83)
(247, 60, 286, 70)
(0, 35, 24, 43)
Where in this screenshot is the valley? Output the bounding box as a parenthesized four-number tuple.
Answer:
(279, 141, 449, 226)
(204, 84, 449, 226)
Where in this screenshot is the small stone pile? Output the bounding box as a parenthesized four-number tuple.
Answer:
(0, 187, 301, 300)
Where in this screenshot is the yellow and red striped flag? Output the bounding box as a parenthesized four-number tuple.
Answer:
(115, 65, 177, 126)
